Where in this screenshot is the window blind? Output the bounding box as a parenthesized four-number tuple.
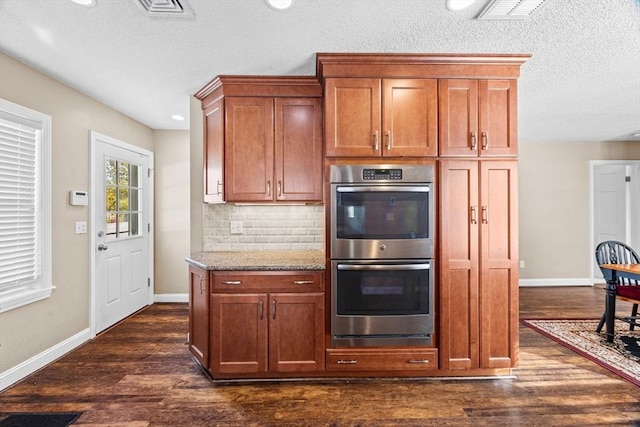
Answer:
(0, 113, 41, 295)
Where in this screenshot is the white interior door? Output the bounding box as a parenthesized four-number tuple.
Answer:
(91, 131, 153, 334)
(593, 164, 628, 277)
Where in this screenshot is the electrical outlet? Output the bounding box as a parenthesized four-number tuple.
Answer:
(230, 221, 243, 234)
(519, 260, 525, 268)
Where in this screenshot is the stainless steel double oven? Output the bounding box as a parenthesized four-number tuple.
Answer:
(330, 164, 435, 347)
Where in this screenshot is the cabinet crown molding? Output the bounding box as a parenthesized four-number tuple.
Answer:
(316, 52, 531, 79)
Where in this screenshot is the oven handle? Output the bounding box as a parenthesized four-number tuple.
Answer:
(337, 263, 430, 271)
(336, 186, 430, 193)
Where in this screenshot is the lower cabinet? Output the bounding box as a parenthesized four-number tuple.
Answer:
(188, 266, 209, 369)
(208, 272, 325, 376)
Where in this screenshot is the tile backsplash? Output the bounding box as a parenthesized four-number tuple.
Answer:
(202, 203, 324, 251)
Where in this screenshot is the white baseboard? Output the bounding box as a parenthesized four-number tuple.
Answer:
(154, 293, 188, 303)
(0, 328, 91, 392)
(519, 278, 594, 287)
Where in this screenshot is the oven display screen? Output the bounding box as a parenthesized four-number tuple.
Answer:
(362, 169, 402, 180)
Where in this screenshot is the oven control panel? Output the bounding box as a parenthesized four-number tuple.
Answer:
(363, 168, 403, 180)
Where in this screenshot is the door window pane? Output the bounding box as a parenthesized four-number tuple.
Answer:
(105, 158, 143, 241)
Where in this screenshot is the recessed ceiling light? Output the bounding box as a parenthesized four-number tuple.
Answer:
(71, 0, 97, 7)
(265, 0, 295, 11)
(172, 114, 185, 121)
(446, 0, 477, 11)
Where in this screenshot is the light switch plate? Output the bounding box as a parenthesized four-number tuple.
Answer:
(75, 221, 87, 234)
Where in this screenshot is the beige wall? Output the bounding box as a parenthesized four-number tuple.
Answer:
(153, 130, 190, 295)
(189, 96, 203, 253)
(0, 52, 154, 373)
(519, 140, 640, 282)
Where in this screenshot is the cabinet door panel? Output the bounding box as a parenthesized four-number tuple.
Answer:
(439, 80, 478, 157)
(188, 266, 209, 368)
(478, 80, 517, 157)
(269, 293, 325, 372)
(225, 98, 274, 201)
(203, 99, 224, 203)
(479, 161, 518, 368)
(439, 160, 479, 369)
(382, 79, 437, 157)
(325, 78, 381, 157)
(210, 293, 268, 374)
(275, 98, 323, 201)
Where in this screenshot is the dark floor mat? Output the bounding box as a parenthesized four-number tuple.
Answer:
(0, 412, 81, 427)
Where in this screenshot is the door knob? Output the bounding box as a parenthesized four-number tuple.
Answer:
(97, 243, 109, 251)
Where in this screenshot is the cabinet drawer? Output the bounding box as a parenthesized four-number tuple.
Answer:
(212, 271, 324, 292)
(326, 349, 437, 371)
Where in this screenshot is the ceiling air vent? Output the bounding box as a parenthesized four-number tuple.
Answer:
(477, 0, 552, 20)
(136, 0, 194, 18)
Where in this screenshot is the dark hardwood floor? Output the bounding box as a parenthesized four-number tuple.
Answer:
(1, 286, 638, 426)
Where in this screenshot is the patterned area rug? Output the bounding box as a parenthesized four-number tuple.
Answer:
(522, 319, 640, 387)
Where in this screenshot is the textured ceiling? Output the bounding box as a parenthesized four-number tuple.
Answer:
(0, 0, 638, 143)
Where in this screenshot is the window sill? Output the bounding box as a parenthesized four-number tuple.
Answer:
(0, 287, 55, 314)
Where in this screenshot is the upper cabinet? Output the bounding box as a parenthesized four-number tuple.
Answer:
(439, 79, 518, 157)
(324, 78, 437, 157)
(195, 76, 323, 203)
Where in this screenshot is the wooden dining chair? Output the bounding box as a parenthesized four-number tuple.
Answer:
(595, 240, 640, 333)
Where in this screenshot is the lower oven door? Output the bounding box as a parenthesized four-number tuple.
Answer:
(331, 260, 434, 347)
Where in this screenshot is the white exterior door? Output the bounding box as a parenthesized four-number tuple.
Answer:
(91, 131, 153, 334)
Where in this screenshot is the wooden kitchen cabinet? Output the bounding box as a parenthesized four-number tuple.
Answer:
(188, 265, 210, 369)
(324, 78, 437, 157)
(438, 159, 519, 370)
(225, 97, 323, 202)
(202, 98, 224, 203)
(209, 271, 325, 375)
(439, 79, 517, 157)
(195, 76, 323, 204)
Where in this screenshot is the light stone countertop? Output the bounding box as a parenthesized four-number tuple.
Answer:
(185, 250, 326, 271)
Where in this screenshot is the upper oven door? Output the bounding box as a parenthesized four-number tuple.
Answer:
(330, 184, 434, 259)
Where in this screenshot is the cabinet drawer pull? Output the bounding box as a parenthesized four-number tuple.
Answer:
(386, 130, 392, 150)
(216, 180, 222, 196)
(267, 180, 271, 197)
(221, 280, 242, 285)
(272, 300, 276, 320)
(259, 300, 264, 320)
(470, 206, 477, 225)
(293, 280, 314, 285)
(481, 131, 489, 149)
(337, 359, 357, 365)
(470, 132, 477, 150)
(373, 131, 379, 150)
(199, 276, 205, 294)
(408, 359, 430, 364)
(277, 180, 282, 197)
